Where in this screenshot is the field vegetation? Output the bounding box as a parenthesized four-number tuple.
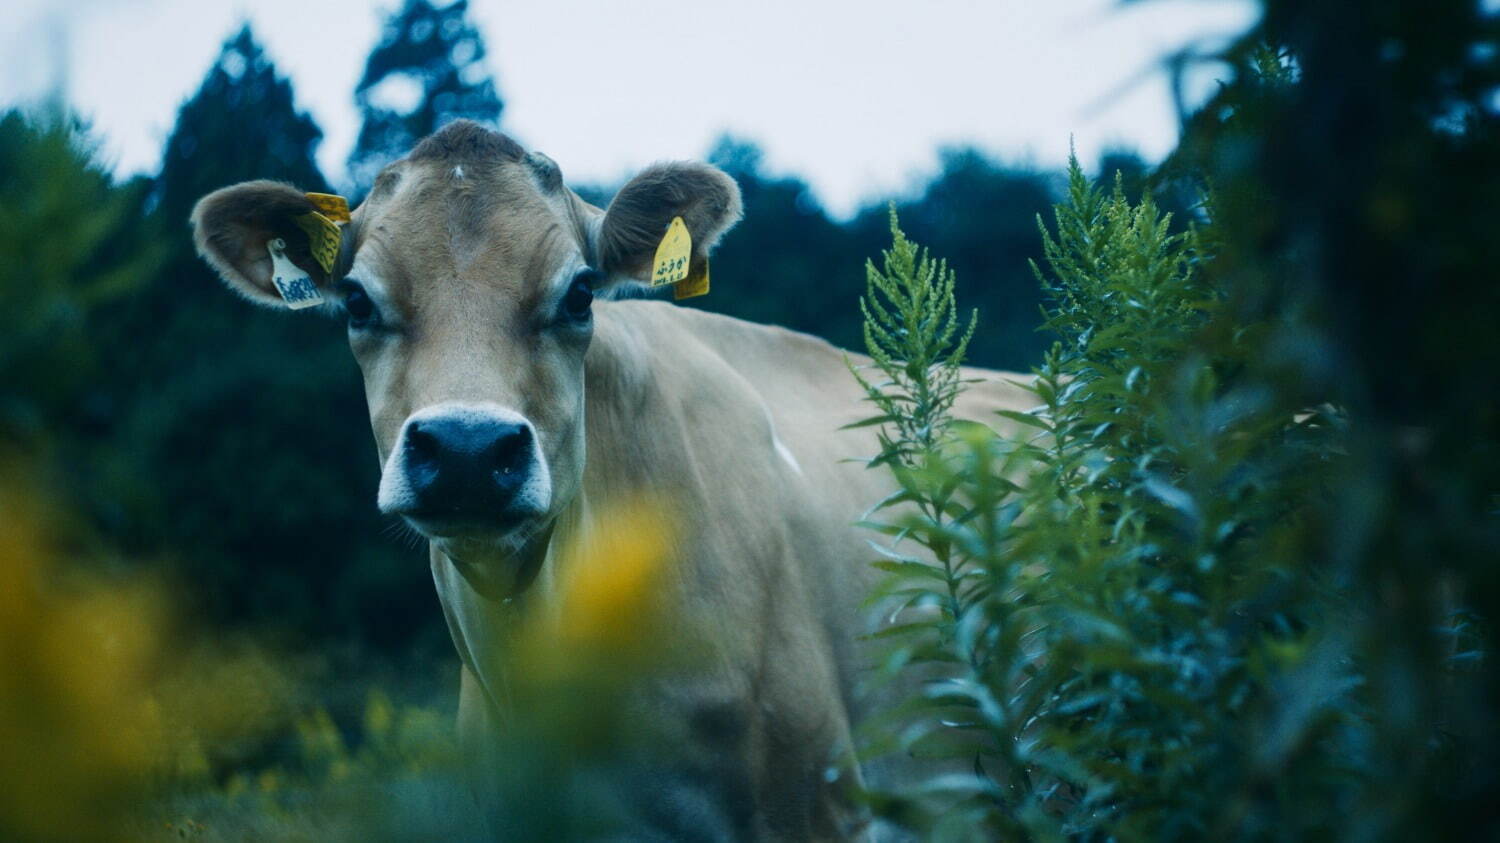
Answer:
(2, 0, 1496, 839)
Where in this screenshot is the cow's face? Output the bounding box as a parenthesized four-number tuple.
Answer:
(191, 121, 740, 597)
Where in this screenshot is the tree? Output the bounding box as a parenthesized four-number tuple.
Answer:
(153, 24, 327, 225)
(0, 109, 160, 500)
(587, 137, 1060, 371)
(347, 0, 503, 193)
(1169, 5, 1500, 835)
(686, 135, 857, 345)
(91, 25, 439, 655)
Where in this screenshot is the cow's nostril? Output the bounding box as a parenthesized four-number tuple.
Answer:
(406, 421, 441, 460)
(488, 425, 531, 476)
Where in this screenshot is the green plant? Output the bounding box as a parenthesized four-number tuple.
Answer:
(850, 205, 976, 461)
(854, 160, 1355, 840)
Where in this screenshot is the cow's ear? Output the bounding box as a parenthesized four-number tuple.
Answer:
(594, 162, 742, 286)
(191, 180, 336, 308)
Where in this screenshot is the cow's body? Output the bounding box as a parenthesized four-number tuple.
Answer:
(439, 299, 1032, 838)
(189, 120, 1032, 840)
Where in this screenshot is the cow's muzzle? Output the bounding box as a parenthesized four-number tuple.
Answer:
(378, 403, 552, 539)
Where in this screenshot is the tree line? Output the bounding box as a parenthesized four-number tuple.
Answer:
(1, 0, 1153, 659)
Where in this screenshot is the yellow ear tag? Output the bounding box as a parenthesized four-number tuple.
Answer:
(674, 260, 709, 299)
(290, 193, 350, 276)
(650, 216, 692, 287)
(292, 212, 342, 275)
(304, 192, 351, 223)
(266, 237, 324, 310)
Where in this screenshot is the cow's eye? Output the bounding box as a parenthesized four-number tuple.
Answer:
(339, 279, 378, 329)
(561, 270, 597, 322)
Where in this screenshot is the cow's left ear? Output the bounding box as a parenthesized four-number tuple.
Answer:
(594, 162, 742, 286)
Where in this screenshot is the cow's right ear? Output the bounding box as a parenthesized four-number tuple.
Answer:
(191, 180, 334, 308)
(593, 162, 742, 288)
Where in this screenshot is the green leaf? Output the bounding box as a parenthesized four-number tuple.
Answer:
(871, 560, 951, 583)
(841, 414, 898, 430)
(994, 409, 1051, 431)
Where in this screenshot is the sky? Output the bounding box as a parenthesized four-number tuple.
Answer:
(1, 0, 1258, 218)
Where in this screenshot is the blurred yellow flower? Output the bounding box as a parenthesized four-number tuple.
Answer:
(0, 477, 303, 839)
(0, 486, 165, 839)
(515, 497, 680, 687)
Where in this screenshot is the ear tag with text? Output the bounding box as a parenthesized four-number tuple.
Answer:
(674, 260, 709, 299)
(304, 192, 351, 223)
(266, 237, 324, 310)
(650, 216, 692, 287)
(293, 212, 342, 275)
(292, 193, 351, 275)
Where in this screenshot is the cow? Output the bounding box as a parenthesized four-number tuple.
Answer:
(190, 120, 1033, 840)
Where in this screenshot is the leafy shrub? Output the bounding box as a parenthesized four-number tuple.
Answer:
(853, 160, 1357, 839)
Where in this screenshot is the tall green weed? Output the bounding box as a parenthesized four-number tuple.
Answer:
(854, 160, 1353, 840)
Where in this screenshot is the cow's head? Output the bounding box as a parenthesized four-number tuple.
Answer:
(192, 121, 740, 597)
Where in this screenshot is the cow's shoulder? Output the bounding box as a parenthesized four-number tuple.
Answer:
(597, 300, 865, 410)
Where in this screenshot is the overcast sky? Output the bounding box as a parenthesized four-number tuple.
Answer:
(2, 0, 1257, 217)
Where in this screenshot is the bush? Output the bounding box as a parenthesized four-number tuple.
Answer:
(853, 158, 1357, 839)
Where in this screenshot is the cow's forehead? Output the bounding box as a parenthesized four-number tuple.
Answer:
(351, 159, 577, 308)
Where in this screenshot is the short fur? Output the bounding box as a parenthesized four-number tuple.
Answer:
(523, 151, 564, 193)
(408, 119, 526, 164)
(189, 124, 1032, 840)
(599, 162, 743, 281)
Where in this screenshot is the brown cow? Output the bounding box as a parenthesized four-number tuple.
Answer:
(191, 120, 1032, 840)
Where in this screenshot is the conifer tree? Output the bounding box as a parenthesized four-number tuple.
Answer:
(693, 135, 854, 343)
(154, 24, 327, 228)
(97, 25, 437, 652)
(0, 110, 159, 447)
(347, 0, 503, 192)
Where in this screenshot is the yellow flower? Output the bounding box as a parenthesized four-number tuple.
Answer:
(516, 497, 680, 685)
(0, 485, 165, 839)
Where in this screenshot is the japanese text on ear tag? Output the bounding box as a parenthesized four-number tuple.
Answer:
(266, 237, 324, 309)
(650, 216, 692, 287)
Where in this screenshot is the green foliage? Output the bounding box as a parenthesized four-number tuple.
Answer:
(848, 148, 1060, 369)
(689, 135, 856, 346)
(348, 0, 503, 193)
(670, 136, 1061, 371)
(79, 27, 441, 653)
(0, 110, 161, 446)
(148, 693, 480, 842)
(855, 158, 1355, 839)
(850, 205, 976, 465)
(1166, 4, 1500, 837)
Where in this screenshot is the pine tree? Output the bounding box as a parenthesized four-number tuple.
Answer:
(693, 135, 854, 342)
(347, 0, 503, 192)
(113, 22, 330, 383)
(154, 24, 327, 227)
(94, 25, 438, 653)
(0, 110, 160, 446)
